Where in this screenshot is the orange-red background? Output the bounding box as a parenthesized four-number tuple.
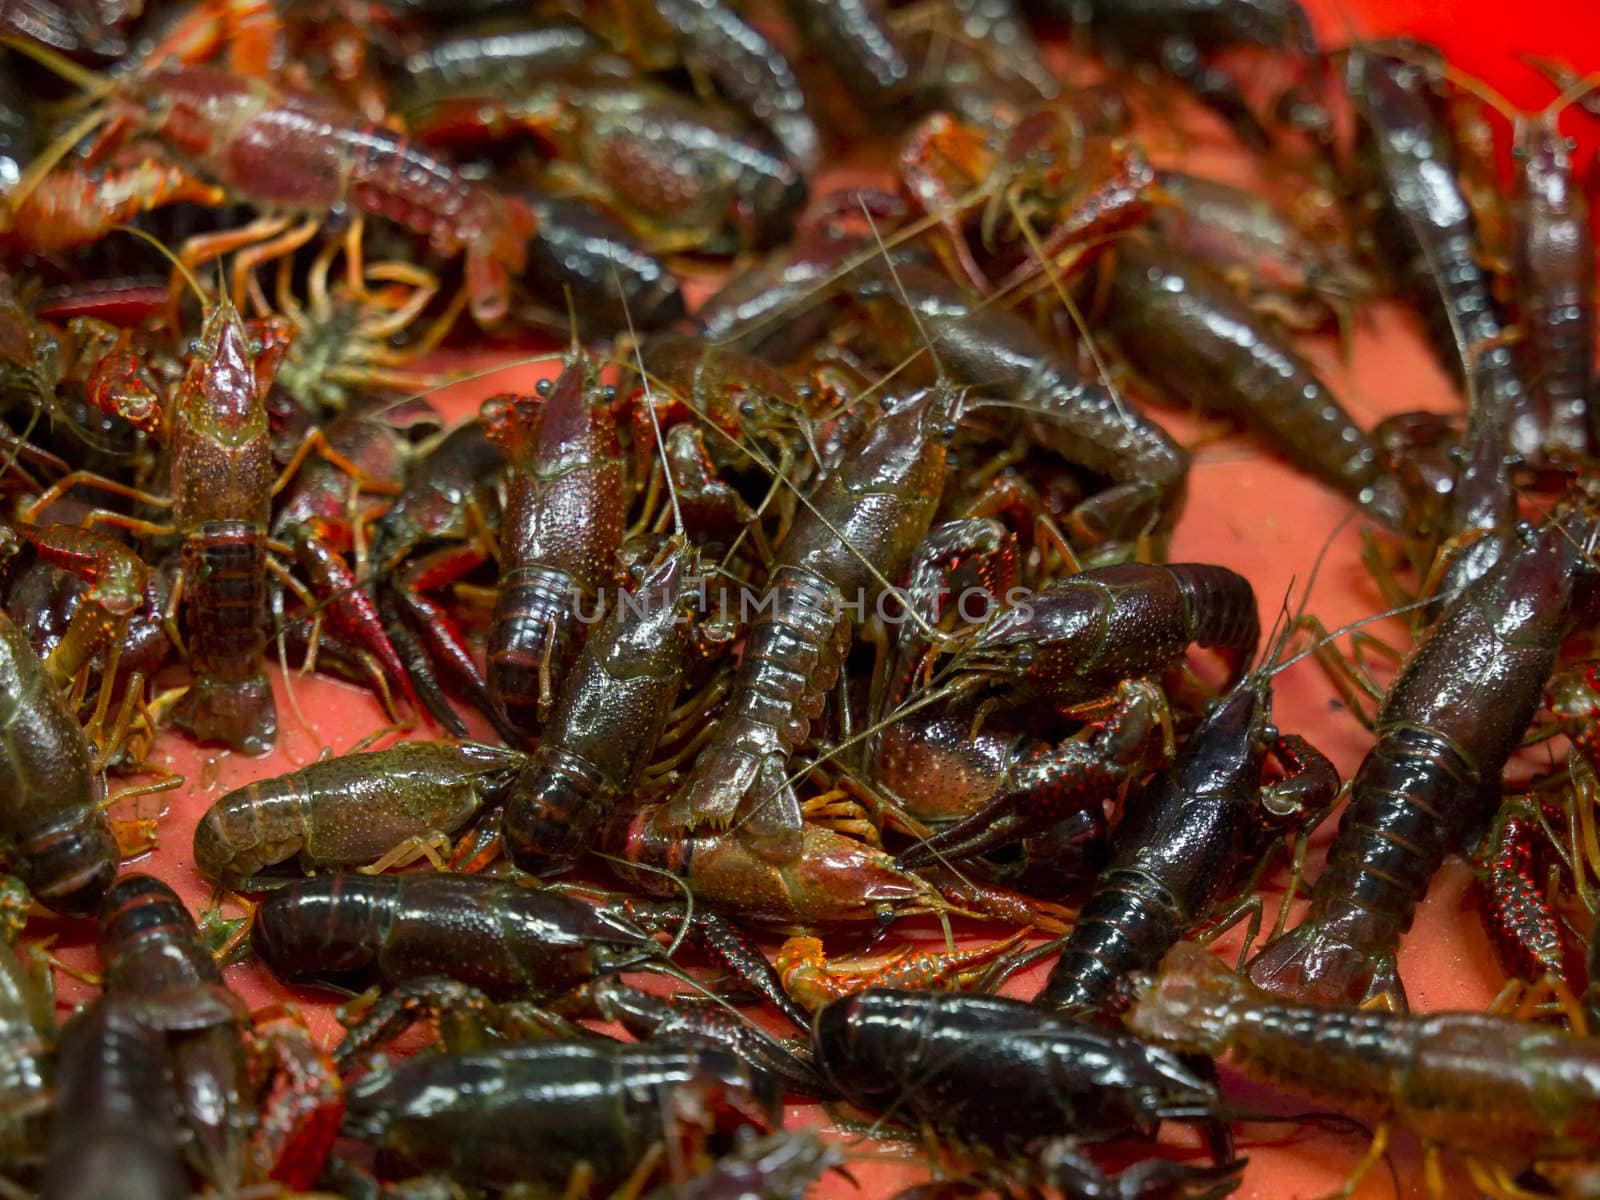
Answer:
(41, 2, 1600, 1197)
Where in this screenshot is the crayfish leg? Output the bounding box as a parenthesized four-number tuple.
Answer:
(334, 977, 498, 1068)
(357, 832, 452, 876)
(1316, 1122, 1391, 1200)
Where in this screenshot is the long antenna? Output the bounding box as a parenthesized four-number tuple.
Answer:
(117, 225, 208, 309)
(611, 262, 683, 539)
(1267, 588, 1453, 680)
(1255, 508, 1358, 677)
(859, 195, 948, 387)
(1005, 192, 1131, 423)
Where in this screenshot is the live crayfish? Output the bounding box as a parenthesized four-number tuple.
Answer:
(889, 560, 1262, 869)
(194, 739, 525, 889)
(250, 871, 661, 1000)
(1250, 501, 1600, 1008)
(97, 873, 344, 1191)
(1034, 669, 1340, 1014)
(22, 293, 289, 752)
(3, 50, 539, 327)
(1134, 943, 1600, 1193)
(813, 989, 1243, 1199)
(342, 1038, 781, 1195)
(482, 353, 625, 733)
(37, 993, 188, 1200)
(501, 537, 700, 875)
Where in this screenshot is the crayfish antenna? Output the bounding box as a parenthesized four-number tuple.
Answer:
(115, 223, 209, 311)
(612, 262, 684, 543)
(1245, 509, 1353, 684)
(0, 34, 115, 224)
(1001, 189, 1133, 427)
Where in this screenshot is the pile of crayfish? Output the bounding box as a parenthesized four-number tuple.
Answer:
(0, 0, 1597, 1196)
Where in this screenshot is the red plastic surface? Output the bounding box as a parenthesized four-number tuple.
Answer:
(40, 3, 1600, 1197)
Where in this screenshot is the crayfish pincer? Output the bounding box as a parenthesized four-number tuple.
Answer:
(251, 873, 657, 1000)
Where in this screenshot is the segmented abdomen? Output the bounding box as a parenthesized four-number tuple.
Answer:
(1522, 262, 1593, 429)
(1225, 1002, 1414, 1115)
(502, 745, 609, 875)
(1020, 358, 1190, 490)
(1170, 563, 1261, 663)
(726, 569, 850, 754)
(488, 563, 580, 727)
(183, 521, 268, 682)
(1037, 874, 1183, 1011)
(340, 120, 484, 255)
(1307, 725, 1479, 957)
(192, 777, 308, 885)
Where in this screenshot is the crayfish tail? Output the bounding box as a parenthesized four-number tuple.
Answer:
(736, 761, 805, 865)
(15, 804, 118, 917)
(172, 671, 277, 756)
(1243, 919, 1406, 1010)
(501, 749, 606, 878)
(663, 741, 763, 832)
(1126, 943, 1246, 1055)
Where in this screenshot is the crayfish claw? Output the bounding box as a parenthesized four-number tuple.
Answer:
(893, 791, 1030, 870)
